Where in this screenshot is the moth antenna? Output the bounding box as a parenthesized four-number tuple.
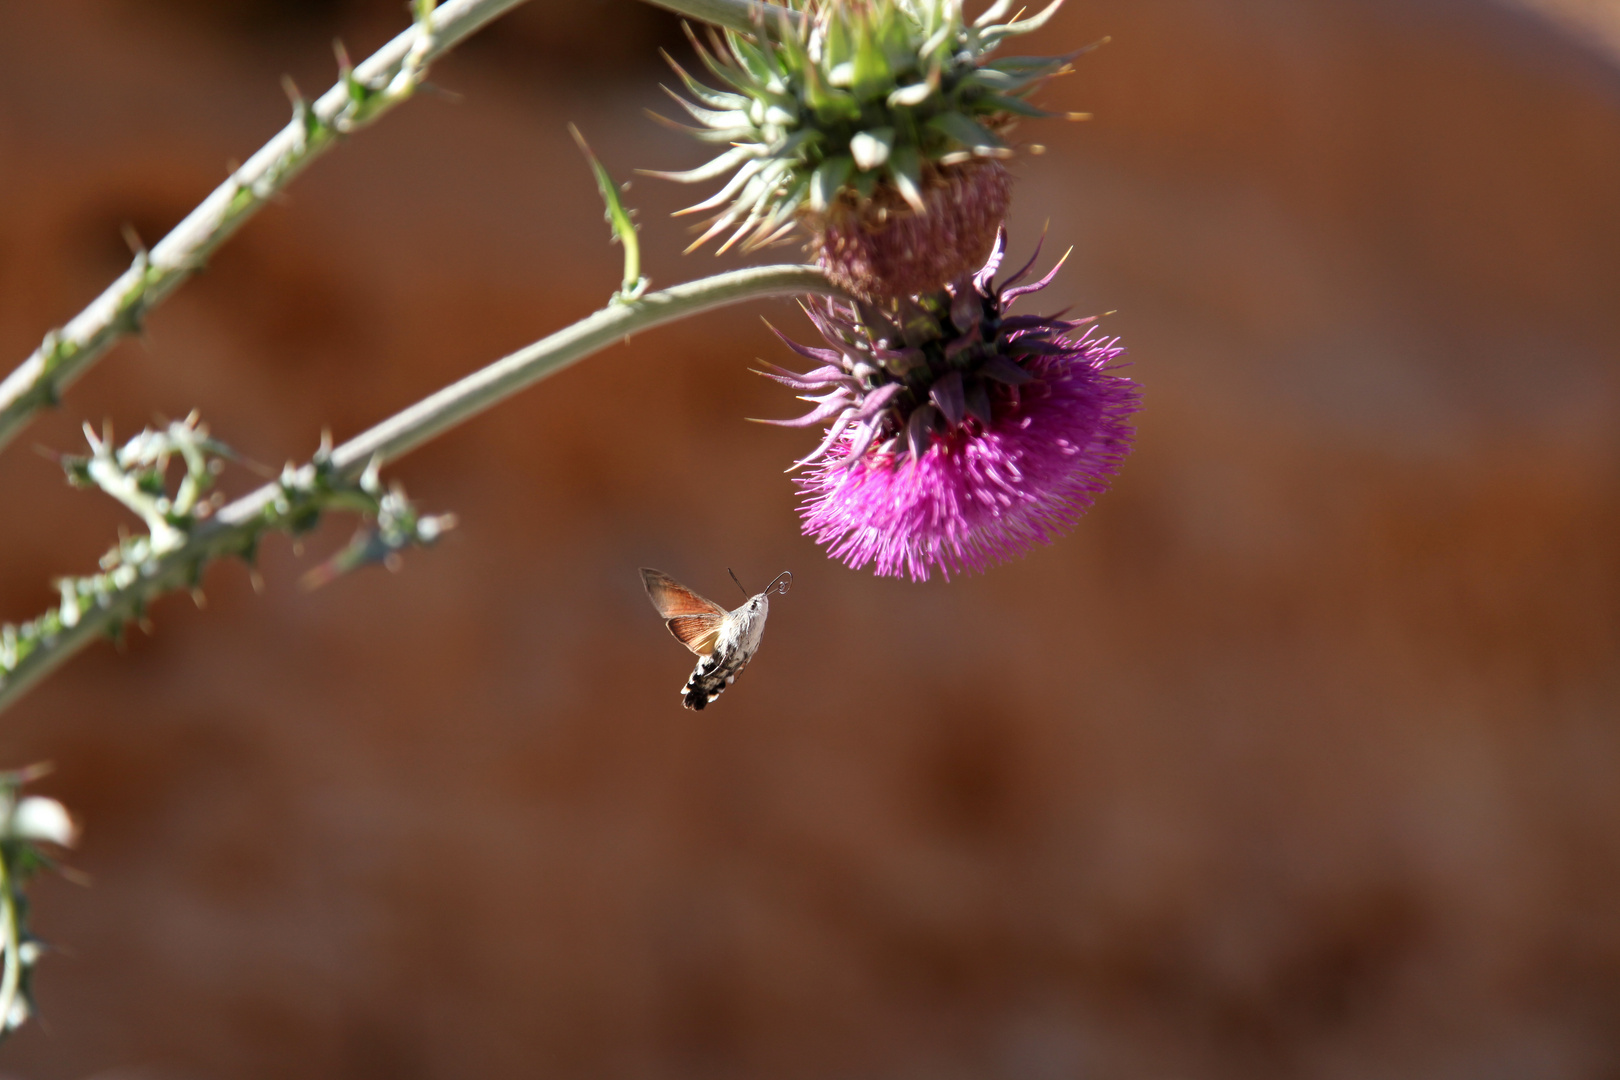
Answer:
(764, 571, 793, 596)
(728, 567, 750, 599)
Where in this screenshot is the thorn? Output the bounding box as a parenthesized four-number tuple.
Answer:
(249, 570, 266, 595)
(120, 224, 147, 258)
(416, 80, 463, 103)
(191, 589, 206, 609)
(281, 74, 304, 107)
(239, 457, 277, 480)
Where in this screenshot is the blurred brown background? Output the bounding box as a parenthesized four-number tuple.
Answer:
(1, 0, 1619, 1076)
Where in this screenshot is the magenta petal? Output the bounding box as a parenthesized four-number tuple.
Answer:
(905, 404, 940, 461)
(789, 409, 857, 470)
(951, 287, 982, 335)
(1009, 338, 1073, 357)
(930, 371, 966, 427)
(998, 226, 1047, 290)
(765, 322, 843, 365)
(981, 355, 1035, 385)
(974, 225, 1009, 293)
(1001, 250, 1071, 304)
(964, 378, 993, 427)
(999, 314, 1067, 333)
(803, 305, 848, 346)
(756, 394, 852, 428)
(842, 419, 880, 464)
(752, 361, 852, 390)
(853, 381, 904, 419)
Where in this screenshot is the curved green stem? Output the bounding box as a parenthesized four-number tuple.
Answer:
(0, 264, 837, 715)
(0, 850, 17, 1036)
(637, 0, 801, 34)
(0, 0, 536, 459)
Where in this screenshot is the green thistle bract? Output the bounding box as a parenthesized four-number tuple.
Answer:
(648, 0, 1084, 299)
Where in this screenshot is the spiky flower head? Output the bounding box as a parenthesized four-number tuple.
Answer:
(757, 228, 1138, 581)
(650, 0, 1087, 299)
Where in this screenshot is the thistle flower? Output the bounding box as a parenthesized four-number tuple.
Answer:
(648, 0, 1088, 299)
(756, 228, 1138, 581)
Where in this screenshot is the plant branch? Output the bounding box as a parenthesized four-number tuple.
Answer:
(0, 264, 837, 715)
(0, 770, 77, 1040)
(0, 852, 16, 1038)
(636, 0, 801, 34)
(0, 0, 536, 459)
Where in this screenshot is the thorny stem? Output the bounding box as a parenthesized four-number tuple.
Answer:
(637, 0, 802, 34)
(0, 851, 16, 1036)
(0, 0, 536, 459)
(0, 264, 837, 715)
(0, 0, 807, 458)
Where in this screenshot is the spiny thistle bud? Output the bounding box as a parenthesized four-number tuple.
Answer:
(648, 0, 1087, 299)
(756, 228, 1138, 581)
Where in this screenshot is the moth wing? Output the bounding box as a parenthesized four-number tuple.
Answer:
(641, 568, 727, 619)
(667, 613, 725, 657)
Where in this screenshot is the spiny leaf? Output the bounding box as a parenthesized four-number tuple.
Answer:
(569, 124, 645, 302)
(927, 112, 1006, 152)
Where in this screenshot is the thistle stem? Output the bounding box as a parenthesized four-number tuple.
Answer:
(0, 264, 837, 715)
(0, 0, 535, 459)
(0, 850, 17, 1036)
(636, 0, 801, 33)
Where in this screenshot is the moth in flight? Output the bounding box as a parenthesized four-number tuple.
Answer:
(640, 567, 792, 710)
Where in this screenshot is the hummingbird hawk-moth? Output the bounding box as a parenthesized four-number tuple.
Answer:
(641, 567, 792, 710)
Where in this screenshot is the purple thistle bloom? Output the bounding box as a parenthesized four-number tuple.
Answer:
(759, 228, 1139, 582)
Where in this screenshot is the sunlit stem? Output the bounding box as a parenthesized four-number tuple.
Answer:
(0, 850, 18, 1037)
(0, 264, 839, 715)
(636, 0, 801, 33)
(0, 0, 535, 458)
